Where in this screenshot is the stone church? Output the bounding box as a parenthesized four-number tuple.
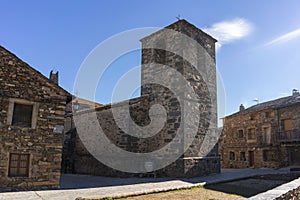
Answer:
(63, 20, 220, 178)
(0, 19, 220, 190)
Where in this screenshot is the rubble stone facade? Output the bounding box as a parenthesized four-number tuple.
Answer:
(63, 20, 220, 177)
(0, 46, 70, 189)
(220, 91, 300, 169)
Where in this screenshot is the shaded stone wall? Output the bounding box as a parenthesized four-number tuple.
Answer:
(63, 20, 220, 177)
(278, 104, 300, 166)
(65, 94, 219, 177)
(0, 46, 69, 189)
(140, 19, 219, 176)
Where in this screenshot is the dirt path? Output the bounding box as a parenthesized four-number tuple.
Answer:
(119, 187, 245, 200)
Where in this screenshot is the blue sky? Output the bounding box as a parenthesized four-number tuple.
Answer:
(1, 0, 300, 118)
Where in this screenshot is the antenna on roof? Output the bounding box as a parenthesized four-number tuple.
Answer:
(176, 15, 181, 21)
(253, 98, 259, 104)
(74, 90, 79, 97)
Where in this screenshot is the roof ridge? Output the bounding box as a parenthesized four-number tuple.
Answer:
(227, 94, 300, 118)
(0, 45, 71, 96)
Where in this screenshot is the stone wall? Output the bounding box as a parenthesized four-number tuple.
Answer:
(220, 108, 281, 168)
(275, 185, 300, 200)
(0, 46, 69, 189)
(140, 19, 219, 176)
(64, 94, 219, 177)
(63, 20, 220, 178)
(220, 102, 300, 169)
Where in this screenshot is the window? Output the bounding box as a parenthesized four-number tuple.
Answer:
(250, 114, 258, 120)
(240, 152, 246, 161)
(265, 111, 274, 118)
(9, 153, 30, 177)
(263, 150, 277, 162)
(12, 103, 33, 127)
(229, 151, 235, 160)
(262, 126, 271, 144)
(281, 119, 293, 131)
(247, 128, 256, 140)
(265, 112, 270, 118)
(7, 98, 38, 129)
(237, 129, 244, 138)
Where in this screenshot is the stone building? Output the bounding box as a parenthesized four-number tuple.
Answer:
(63, 19, 220, 177)
(220, 89, 300, 169)
(0, 46, 70, 189)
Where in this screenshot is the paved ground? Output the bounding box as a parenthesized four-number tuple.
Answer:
(205, 173, 300, 198)
(0, 168, 296, 200)
(249, 176, 300, 200)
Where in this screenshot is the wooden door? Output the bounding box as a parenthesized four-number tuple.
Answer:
(249, 151, 254, 167)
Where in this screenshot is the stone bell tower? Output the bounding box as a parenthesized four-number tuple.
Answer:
(140, 19, 220, 177)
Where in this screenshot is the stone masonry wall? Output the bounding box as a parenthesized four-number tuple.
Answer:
(64, 20, 220, 178)
(140, 20, 219, 176)
(220, 108, 281, 169)
(220, 103, 300, 169)
(67, 95, 184, 177)
(67, 94, 219, 177)
(275, 185, 300, 200)
(0, 46, 68, 189)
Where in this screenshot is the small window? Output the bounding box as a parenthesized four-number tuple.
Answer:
(240, 152, 246, 161)
(237, 129, 244, 138)
(247, 128, 256, 140)
(12, 103, 33, 127)
(250, 114, 258, 120)
(9, 153, 30, 177)
(229, 151, 235, 160)
(265, 111, 274, 118)
(265, 112, 270, 118)
(281, 119, 293, 131)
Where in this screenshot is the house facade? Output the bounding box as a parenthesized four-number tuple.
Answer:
(0, 46, 70, 189)
(220, 90, 300, 169)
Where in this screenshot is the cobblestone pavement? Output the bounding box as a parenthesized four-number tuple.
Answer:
(0, 168, 295, 200)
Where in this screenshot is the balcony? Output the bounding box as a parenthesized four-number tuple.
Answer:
(278, 130, 300, 142)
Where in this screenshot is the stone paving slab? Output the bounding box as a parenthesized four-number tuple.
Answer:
(0, 168, 292, 200)
(248, 177, 300, 200)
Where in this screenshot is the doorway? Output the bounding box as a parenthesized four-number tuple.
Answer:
(289, 147, 300, 165)
(249, 151, 254, 167)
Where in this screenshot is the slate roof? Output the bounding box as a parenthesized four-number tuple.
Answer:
(228, 93, 300, 117)
(0, 45, 71, 97)
(140, 19, 217, 43)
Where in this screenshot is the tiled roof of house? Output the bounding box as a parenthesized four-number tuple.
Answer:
(228, 92, 300, 117)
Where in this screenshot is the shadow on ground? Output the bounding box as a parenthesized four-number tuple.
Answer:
(60, 174, 176, 190)
(204, 173, 300, 198)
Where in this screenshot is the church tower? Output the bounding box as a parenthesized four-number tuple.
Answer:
(140, 19, 220, 177)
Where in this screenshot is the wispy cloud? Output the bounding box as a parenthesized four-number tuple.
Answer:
(264, 28, 300, 47)
(203, 18, 253, 51)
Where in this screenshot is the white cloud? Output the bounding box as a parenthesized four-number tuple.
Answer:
(264, 28, 300, 47)
(203, 18, 253, 51)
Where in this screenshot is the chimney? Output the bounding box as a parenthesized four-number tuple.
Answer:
(240, 104, 245, 111)
(293, 89, 299, 96)
(49, 70, 59, 85)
